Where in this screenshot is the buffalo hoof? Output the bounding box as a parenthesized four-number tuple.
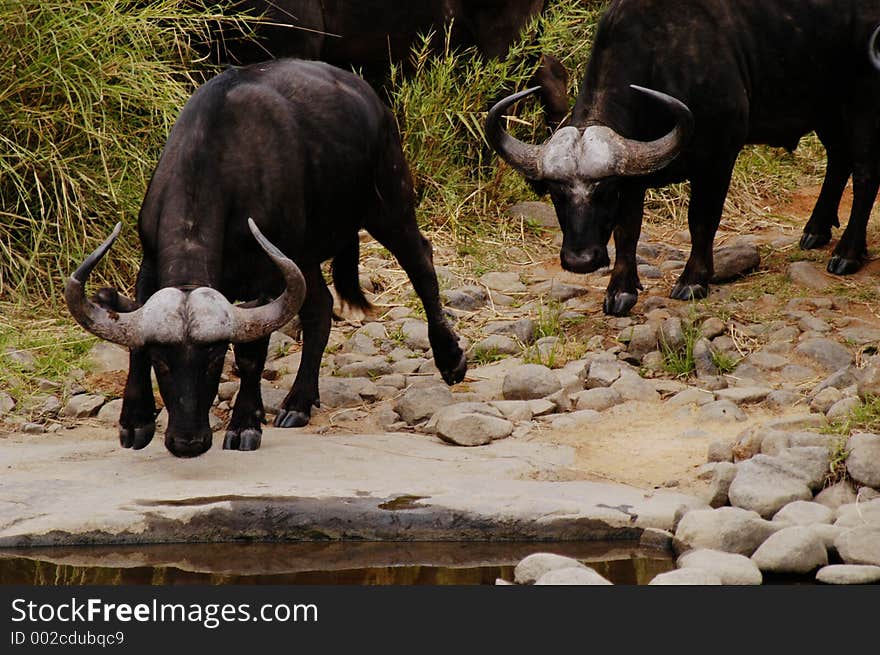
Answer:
(223, 428, 262, 451)
(670, 281, 709, 302)
(799, 232, 831, 250)
(119, 422, 155, 450)
(827, 255, 862, 276)
(274, 409, 310, 428)
(440, 351, 468, 386)
(603, 291, 638, 317)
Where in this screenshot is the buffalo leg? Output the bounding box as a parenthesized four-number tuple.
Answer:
(828, 167, 880, 275)
(366, 223, 466, 385)
(275, 264, 332, 428)
(604, 185, 647, 316)
(671, 162, 736, 301)
(224, 337, 270, 451)
(801, 133, 850, 250)
(117, 260, 157, 449)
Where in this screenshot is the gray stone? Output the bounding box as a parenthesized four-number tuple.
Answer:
(60, 394, 105, 419)
(747, 351, 789, 371)
(620, 324, 658, 359)
(795, 339, 854, 373)
(826, 397, 860, 421)
(810, 387, 843, 414)
(337, 356, 393, 378)
(751, 526, 828, 574)
(527, 399, 557, 417)
(585, 357, 624, 388)
(473, 335, 520, 358)
(835, 499, 880, 528)
(772, 501, 834, 526)
(845, 433, 880, 488)
(727, 455, 814, 518)
(342, 332, 378, 356)
(712, 244, 761, 282)
(534, 567, 613, 585)
(814, 481, 858, 510)
(484, 319, 536, 345)
(839, 326, 880, 345)
(442, 285, 488, 311)
(572, 387, 624, 412)
(707, 439, 735, 463)
(610, 375, 660, 403)
(798, 315, 831, 333)
(394, 383, 454, 424)
(480, 271, 526, 294)
(834, 526, 880, 566)
(708, 462, 738, 508)
(86, 342, 129, 373)
(700, 317, 726, 339)
(815, 564, 880, 585)
(760, 431, 792, 456)
(4, 347, 36, 371)
(529, 279, 588, 302)
(777, 447, 831, 491)
(432, 404, 514, 446)
(667, 387, 715, 407)
(649, 568, 723, 585)
(677, 549, 763, 585)
(514, 553, 587, 584)
(0, 392, 15, 416)
(502, 364, 562, 401)
(788, 261, 831, 290)
(693, 338, 718, 377)
(267, 331, 295, 359)
(715, 386, 771, 405)
(856, 356, 880, 398)
(548, 410, 601, 430)
(637, 264, 663, 279)
(700, 400, 746, 423)
(22, 423, 45, 434)
(321, 377, 378, 408)
(659, 317, 685, 352)
(673, 506, 779, 556)
(489, 401, 534, 423)
(508, 200, 557, 228)
(96, 399, 123, 425)
(401, 319, 431, 352)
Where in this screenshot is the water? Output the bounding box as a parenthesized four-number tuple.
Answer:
(0, 541, 674, 586)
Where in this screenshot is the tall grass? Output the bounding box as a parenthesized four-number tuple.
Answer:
(0, 1, 250, 302)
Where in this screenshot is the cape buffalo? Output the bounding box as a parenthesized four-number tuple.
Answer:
(487, 0, 880, 316)
(66, 59, 467, 457)
(197, 0, 569, 127)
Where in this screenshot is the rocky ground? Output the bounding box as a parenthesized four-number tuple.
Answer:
(2, 186, 880, 584)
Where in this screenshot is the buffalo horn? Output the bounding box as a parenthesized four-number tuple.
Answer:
(484, 86, 545, 180)
(64, 223, 147, 348)
(870, 25, 880, 72)
(228, 219, 307, 343)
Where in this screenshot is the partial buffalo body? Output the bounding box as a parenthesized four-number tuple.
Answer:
(197, 0, 569, 127)
(488, 0, 880, 315)
(66, 59, 467, 457)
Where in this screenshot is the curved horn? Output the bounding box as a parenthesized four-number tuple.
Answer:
(485, 86, 545, 180)
(64, 223, 145, 348)
(229, 219, 307, 342)
(605, 85, 694, 177)
(870, 25, 880, 72)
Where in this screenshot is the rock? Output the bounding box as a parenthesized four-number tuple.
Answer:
(4, 347, 36, 371)
(798, 315, 831, 333)
(700, 400, 746, 423)
(401, 319, 431, 352)
(649, 569, 723, 585)
(60, 394, 106, 419)
(442, 285, 489, 311)
(620, 324, 658, 360)
(96, 399, 123, 425)
(528, 279, 588, 302)
(502, 364, 562, 400)
(667, 387, 715, 407)
(342, 332, 378, 356)
(267, 331, 295, 359)
(527, 399, 557, 417)
(548, 410, 601, 430)
(707, 439, 735, 463)
(712, 243, 760, 282)
(845, 433, 880, 488)
(479, 271, 526, 294)
(788, 261, 830, 290)
(809, 387, 842, 414)
(319, 377, 378, 408)
(0, 391, 15, 416)
(714, 386, 771, 405)
(700, 317, 726, 339)
(708, 462, 738, 508)
(728, 454, 815, 518)
(693, 338, 718, 377)
(834, 527, 880, 566)
(659, 317, 685, 352)
(22, 423, 46, 434)
(585, 358, 623, 388)
(826, 397, 860, 420)
(508, 200, 557, 228)
(430, 403, 514, 446)
(815, 564, 880, 585)
(86, 342, 129, 373)
(673, 506, 779, 556)
(337, 356, 393, 378)
(534, 567, 613, 585)
(746, 351, 789, 371)
(751, 526, 828, 574)
(394, 383, 454, 424)
(488, 401, 534, 423)
(838, 326, 880, 345)
(473, 335, 520, 358)
(777, 447, 831, 491)
(572, 387, 623, 412)
(484, 319, 535, 345)
(610, 375, 660, 402)
(772, 501, 834, 526)
(835, 499, 880, 528)
(677, 549, 763, 585)
(814, 481, 858, 509)
(795, 339, 854, 373)
(764, 390, 804, 411)
(514, 553, 587, 584)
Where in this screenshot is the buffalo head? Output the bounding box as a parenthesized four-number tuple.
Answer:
(65, 219, 306, 458)
(485, 85, 693, 276)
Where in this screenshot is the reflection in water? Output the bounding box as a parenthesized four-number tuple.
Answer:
(0, 541, 675, 586)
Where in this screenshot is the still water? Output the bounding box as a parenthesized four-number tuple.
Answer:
(0, 541, 675, 585)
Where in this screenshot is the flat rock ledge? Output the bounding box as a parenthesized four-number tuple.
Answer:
(0, 430, 704, 547)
